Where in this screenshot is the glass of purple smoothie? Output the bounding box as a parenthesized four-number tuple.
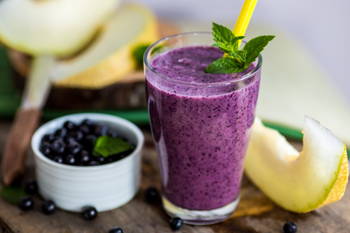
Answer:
(144, 32, 262, 225)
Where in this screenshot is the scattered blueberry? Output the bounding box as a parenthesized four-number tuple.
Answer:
(63, 121, 77, 131)
(169, 217, 184, 231)
(24, 180, 38, 195)
(51, 139, 65, 154)
(64, 154, 76, 165)
(19, 196, 34, 211)
(283, 222, 297, 233)
(145, 186, 159, 203)
(82, 206, 98, 220)
(40, 142, 51, 156)
(109, 227, 123, 233)
(41, 134, 55, 144)
(42, 200, 56, 215)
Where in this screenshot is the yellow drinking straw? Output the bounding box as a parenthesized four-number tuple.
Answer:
(233, 0, 258, 46)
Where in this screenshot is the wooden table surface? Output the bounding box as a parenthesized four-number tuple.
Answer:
(0, 119, 349, 233)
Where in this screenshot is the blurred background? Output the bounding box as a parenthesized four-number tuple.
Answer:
(135, 0, 350, 106)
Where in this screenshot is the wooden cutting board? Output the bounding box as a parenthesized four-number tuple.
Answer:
(7, 20, 179, 110)
(0, 120, 349, 233)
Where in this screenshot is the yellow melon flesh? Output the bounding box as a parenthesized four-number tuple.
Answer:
(50, 3, 158, 89)
(244, 117, 348, 213)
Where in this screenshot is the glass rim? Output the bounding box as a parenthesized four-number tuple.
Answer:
(143, 31, 263, 87)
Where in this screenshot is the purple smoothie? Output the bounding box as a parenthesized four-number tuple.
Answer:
(145, 46, 261, 210)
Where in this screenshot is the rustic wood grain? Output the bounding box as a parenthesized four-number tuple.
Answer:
(0, 119, 349, 233)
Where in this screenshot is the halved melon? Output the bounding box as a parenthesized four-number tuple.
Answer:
(244, 117, 348, 213)
(0, 0, 119, 56)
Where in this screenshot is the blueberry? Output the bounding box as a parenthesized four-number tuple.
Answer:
(107, 130, 118, 138)
(68, 141, 82, 155)
(64, 154, 76, 165)
(169, 217, 183, 231)
(96, 156, 106, 164)
(18, 196, 34, 211)
(53, 156, 64, 163)
(80, 150, 91, 165)
(283, 222, 297, 233)
(24, 180, 38, 195)
(82, 206, 98, 220)
(65, 135, 76, 145)
(109, 227, 123, 233)
(79, 125, 91, 135)
(70, 130, 84, 142)
(81, 119, 94, 127)
(63, 121, 77, 131)
(42, 200, 56, 215)
(55, 128, 68, 138)
(41, 134, 55, 144)
(85, 134, 97, 146)
(94, 125, 108, 136)
(88, 161, 99, 166)
(40, 142, 51, 156)
(51, 139, 65, 154)
(145, 186, 159, 203)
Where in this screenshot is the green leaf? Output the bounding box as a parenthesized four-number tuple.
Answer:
(243, 35, 275, 67)
(132, 44, 151, 68)
(212, 22, 234, 45)
(94, 136, 133, 158)
(0, 186, 26, 204)
(206, 22, 275, 74)
(204, 57, 245, 74)
(227, 50, 247, 62)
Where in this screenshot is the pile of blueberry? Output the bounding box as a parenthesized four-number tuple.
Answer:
(39, 119, 134, 166)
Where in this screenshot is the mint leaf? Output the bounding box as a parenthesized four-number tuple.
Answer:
(1, 186, 26, 204)
(94, 136, 133, 158)
(227, 50, 247, 62)
(205, 57, 244, 74)
(243, 35, 275, 67)
(132, 44, 151, 68)
(206, 22, 274, 74)
(212, 22, 235, 46)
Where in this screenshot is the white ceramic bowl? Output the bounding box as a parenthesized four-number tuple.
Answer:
(31, 113, 144, 212)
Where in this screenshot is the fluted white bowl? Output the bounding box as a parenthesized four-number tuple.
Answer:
(31, 113, 144, 212)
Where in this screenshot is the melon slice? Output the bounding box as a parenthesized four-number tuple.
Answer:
(244, 117, 348, 213)
(0, 0, 119, 56)
(50, 3, 158, 89)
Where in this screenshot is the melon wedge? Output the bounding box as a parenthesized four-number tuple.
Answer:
(244, 117, 348, 213)
(0, 0, 119, 57)
(50, 3, 158, 89)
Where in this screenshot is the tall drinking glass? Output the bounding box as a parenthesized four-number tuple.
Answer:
(144, 32, 262, 225)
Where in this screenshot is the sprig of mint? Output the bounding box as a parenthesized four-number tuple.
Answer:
(93, 135, 133, 158)
(0, 186, 26, 204)
(205, 22, 275, 74)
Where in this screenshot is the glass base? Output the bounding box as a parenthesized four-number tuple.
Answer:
(162, 195, 240, 225)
